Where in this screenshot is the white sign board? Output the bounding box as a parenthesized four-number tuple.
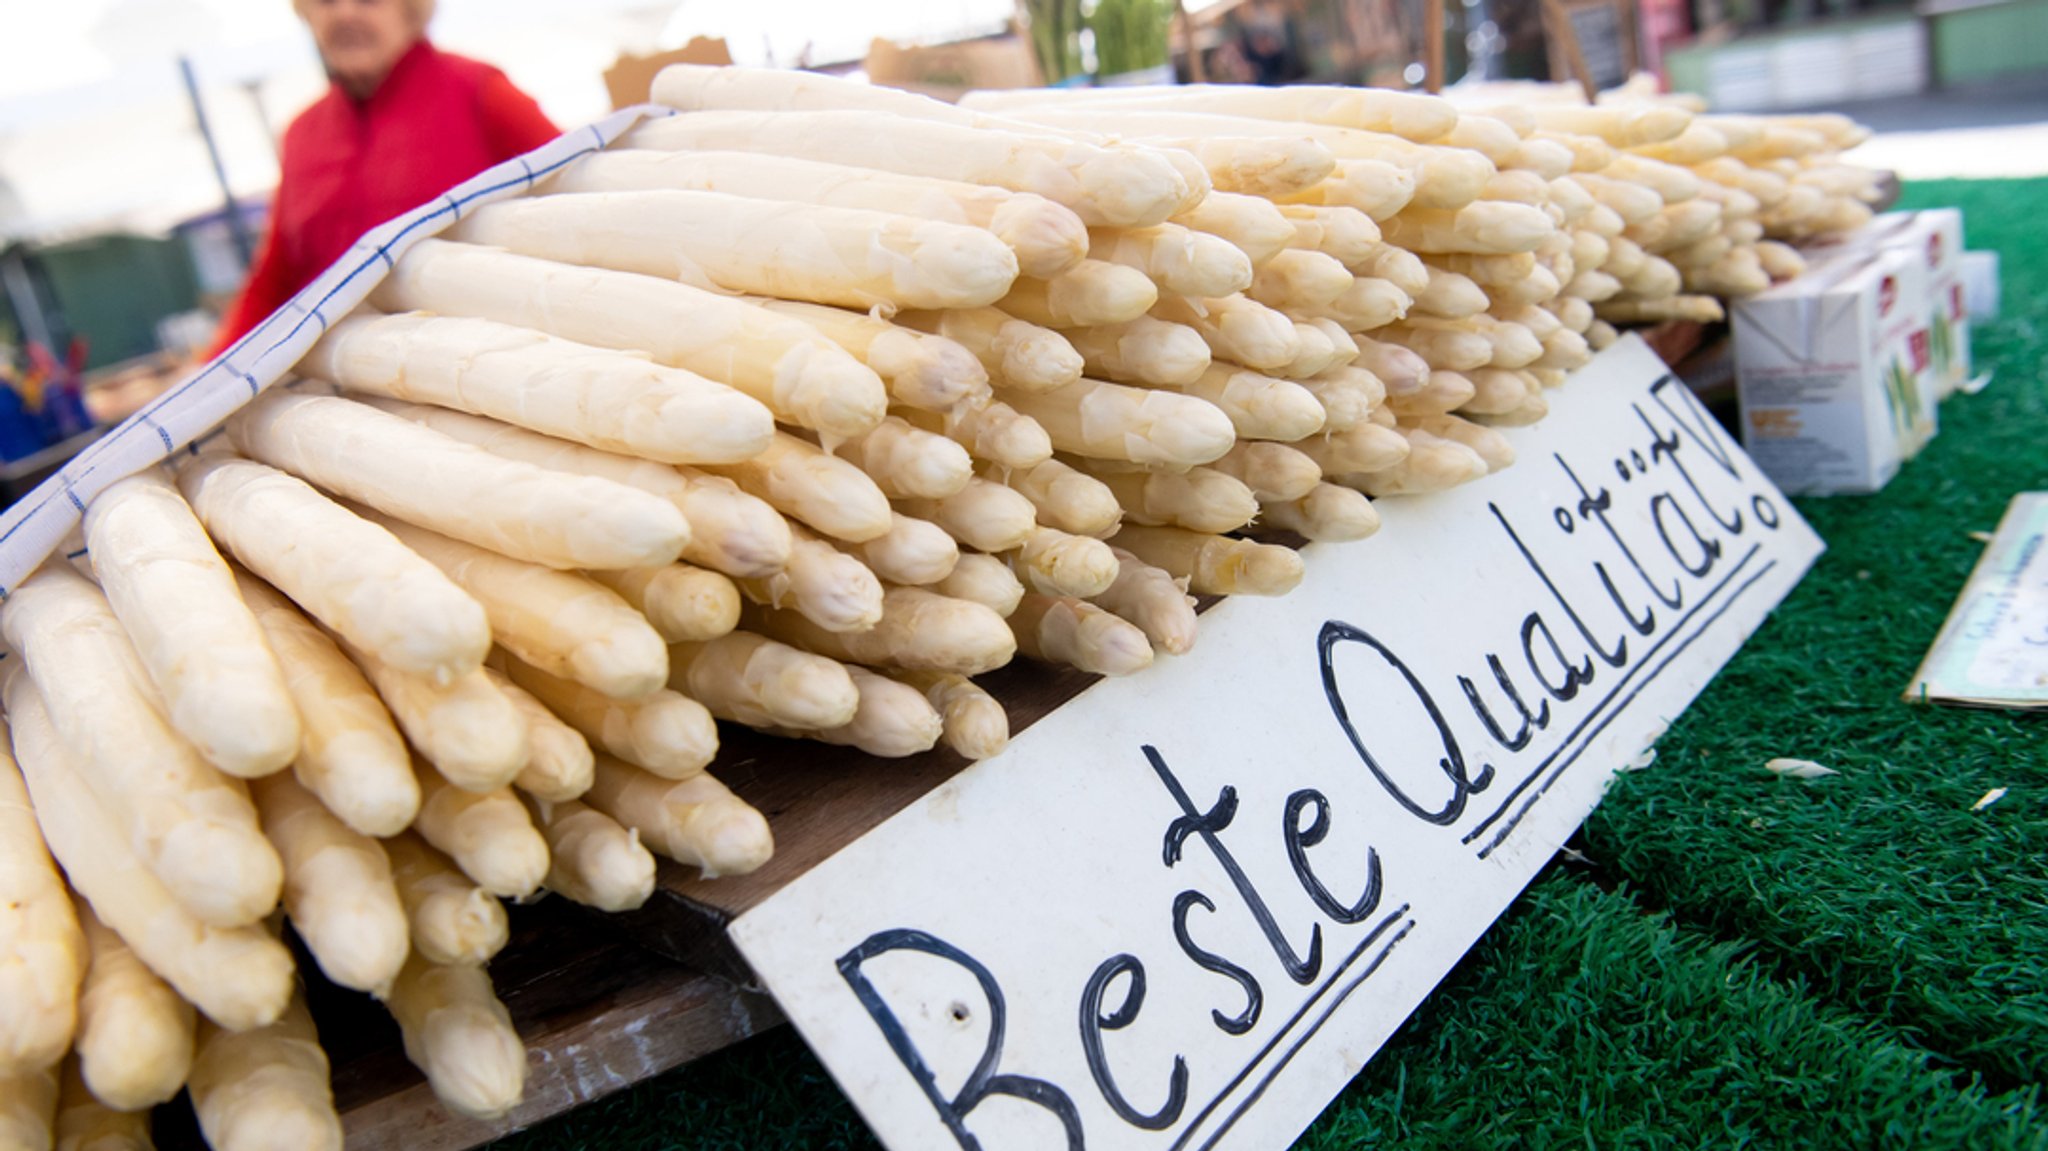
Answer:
(731, 336, 1825, 1151)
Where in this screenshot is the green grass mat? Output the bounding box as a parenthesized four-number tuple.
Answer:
(495, 177, 2048, 1149)
(1583, 176, 2048, 1090)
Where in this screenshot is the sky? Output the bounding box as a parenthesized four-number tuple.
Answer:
(0, 0, 1018, 241)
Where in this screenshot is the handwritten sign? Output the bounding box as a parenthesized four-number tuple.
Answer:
(730, 336, 1824, 1151)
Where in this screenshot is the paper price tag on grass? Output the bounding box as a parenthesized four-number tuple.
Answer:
(1908, 491, 2048, 708)
(732, 336, 1824, 1151)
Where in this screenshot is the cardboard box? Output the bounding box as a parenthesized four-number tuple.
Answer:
(1802, 210, 1971, 399)
(1732, 245, 1933, 494)
(604, 39, 734, 110)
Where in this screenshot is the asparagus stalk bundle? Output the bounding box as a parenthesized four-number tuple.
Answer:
(0, 72, 1882, 1145)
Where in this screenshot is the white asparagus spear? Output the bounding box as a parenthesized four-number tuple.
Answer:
(458, 189, 1018, 312)
(343, 634, 529, 793)
(1381, 202, 1555, 254)
(5, 671, 292, 1030)
(368, 403, 794, 579)
(70, 901, 193, 1111)
(998, 261, 1159, 328)
(1276, 203, 1382, 267)
(411, 763, 549, 901)
(1299, 364, 1386, 431)
(1337, 429, 1491, 495)
(622, 110, 1191, 228)
(0, 726, 82, 1077)
(993, 458, 1123, 538)
(0, 570, 281, 930)
(188, 994, 343, 1151)
(375, 240, 885, 439)
(551, 148, 1089, 278)
(995, 377, 1238, 468)
(588, 564, 741, 645)
(745, 587, 1018, 676)
(230, 390, 687, 571)
(365, 514, 669, 700)
(933, 554, 1027, 618)
(1314, 277, 1412, 331)
(1108, 525, 1304, 596)
(1531, 130, 1616, 172)
(384, 955, 526, 1121)
(1089, 224, 1253, 298)
(1151, 294, 1301, 373)
(1293, 423, 1413, 475)
(752, 299, 989, 413)
(1351, 336, 1433, 397)
(1412, 267, 1491, 319)
(480, 670, 595, 804)
(1210, 441, 1322, 502)
(961, 84, 1459, 142)
(1247, 249, 1354, 312)
(1093, 548, 1199, 655)
(1004, 526, 1121, 598)
(1372, 323, 1494, 371)
(1478, 168, 1551, 206)
(1595, 295, 1725, 324)
(735, 524, 885, 635)
(381, 834, 508, 967)
(850, 514, 960, 587)
(181, 453, 490, 683)
(584, 758, 772, 877)
(1010, 596, 1155, 677)
(502, 656, 717, 781)
(1522, 103, 1691, 147)
(1114, 133, 1337, 198)
(527, 797, 656, 913)
(1354, 243, 1430, 295)
(1441, 113, 1521, 161)
(1171, 191, 1296, 265)
(1170, 364, 1327, 443)
(671, 631, 860, 731)
(898, 396, 1055, 470)
(1405, 413, 1516, 472)
(251, 774, 408, 997)
(1383, 370, 1479, 417)
(233, 572, 419, 837)
(83, 469, 300, 779)
(896, 308, 1083, 392)
(1277, 322, 1342, 383)
(1083, 465, 1259, 534)
(302, 311, 773, 464)
(702, 431, 893, 544)
(1276, 157, 1422, 219)
(896, 478, 1040, 555)
(56, 1057, 153, 1151)
(1260, 483, 1381, 542)
(768, 666, 943, 758)
(833, 417, 974, 500)
(1062, 318, 1211, 387)
(1505, 137, 1575, 179)
(1466, 364, 1540, 413)
(887, 671, 1009, 760)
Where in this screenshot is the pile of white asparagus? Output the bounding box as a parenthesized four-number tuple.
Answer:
(0, 66, 1880, 1150)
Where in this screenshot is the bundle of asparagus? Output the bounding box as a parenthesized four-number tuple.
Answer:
(0, 65, 1878, 1149)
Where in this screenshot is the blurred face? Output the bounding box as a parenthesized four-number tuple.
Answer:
(303, 0, 422, 98)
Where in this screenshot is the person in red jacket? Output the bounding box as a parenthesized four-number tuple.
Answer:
(211, 0, 560, 352)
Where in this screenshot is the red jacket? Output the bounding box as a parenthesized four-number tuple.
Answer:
(212, 39, 559, 353)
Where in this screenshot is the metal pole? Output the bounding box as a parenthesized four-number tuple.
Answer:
(179, 56, 256, 267)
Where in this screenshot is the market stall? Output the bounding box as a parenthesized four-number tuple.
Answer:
(0, 65, 2021, 1151)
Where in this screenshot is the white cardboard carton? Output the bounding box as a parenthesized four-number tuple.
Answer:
(1731, 244, 1933, 494)
(1803, 210, 1971, 398)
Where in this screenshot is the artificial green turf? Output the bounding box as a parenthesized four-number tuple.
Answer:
(494, 177, 2048, 1149)
(1582, 176, 2048, 1091)
(1306, 871, 2047, 1150)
